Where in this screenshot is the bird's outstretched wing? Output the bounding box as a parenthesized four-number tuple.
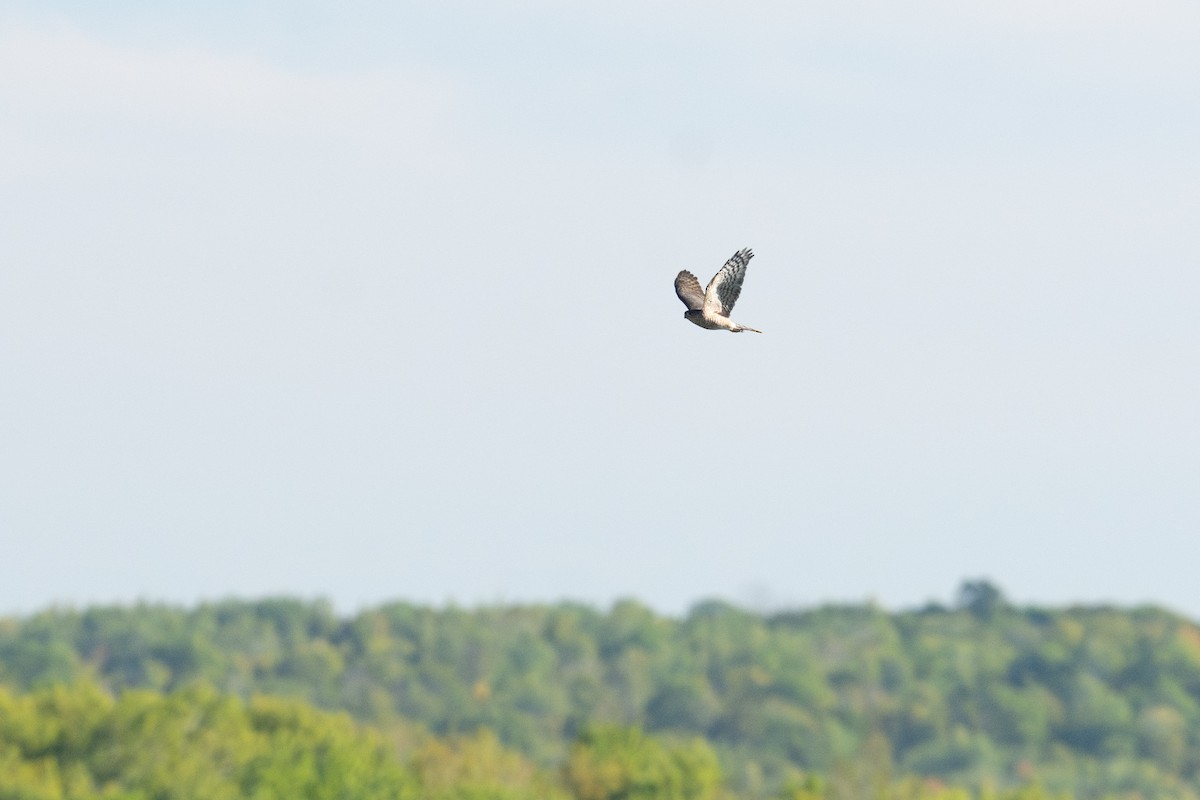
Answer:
(704, 248, 754, 316)
(674, 270, 706, 311)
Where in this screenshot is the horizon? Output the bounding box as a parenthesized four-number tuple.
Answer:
(6, 580, 1199, 627)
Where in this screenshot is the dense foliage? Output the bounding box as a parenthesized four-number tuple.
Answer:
(0, 682, 1081, 800)
(0, 681, 415, 799)
(2, 584, 1199, 798)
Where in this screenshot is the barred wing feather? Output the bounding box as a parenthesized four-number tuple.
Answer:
(704, 248, 754, 317)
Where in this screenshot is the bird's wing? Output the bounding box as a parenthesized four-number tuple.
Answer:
(674, 270, 706, 311)
(704, 248, 754, 316)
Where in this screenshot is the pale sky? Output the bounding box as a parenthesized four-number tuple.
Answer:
(2, 2, 1198, 618)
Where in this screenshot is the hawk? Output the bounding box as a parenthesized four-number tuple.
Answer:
(674, 248, 762, 333)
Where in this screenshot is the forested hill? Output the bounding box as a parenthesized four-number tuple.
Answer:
(3, 584, 1200, 798)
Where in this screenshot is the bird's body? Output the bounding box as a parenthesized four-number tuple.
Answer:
(674, 248, 762, 333)
(682, 308, 748, 331)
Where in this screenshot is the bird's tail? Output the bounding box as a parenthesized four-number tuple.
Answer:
(737, 325, 763, 334)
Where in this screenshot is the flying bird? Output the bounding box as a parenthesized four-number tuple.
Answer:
(674, 248, 762, 333)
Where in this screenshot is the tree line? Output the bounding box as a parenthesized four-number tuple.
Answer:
(1, 582, 1198, 799)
